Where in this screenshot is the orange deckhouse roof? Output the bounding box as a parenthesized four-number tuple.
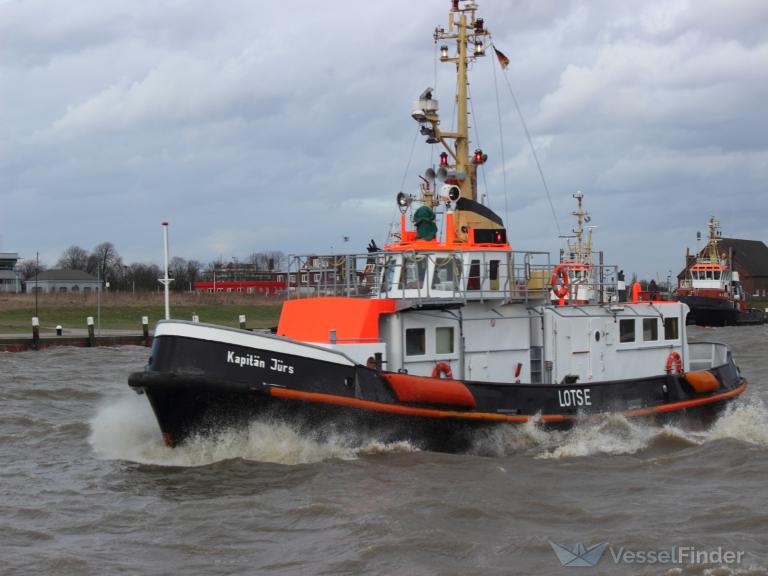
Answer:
(384, 212, 511, 252)
(384, 238, 511, 252)
(691, 262, 726, 271)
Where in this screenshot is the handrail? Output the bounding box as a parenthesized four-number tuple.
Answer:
(286, 250, 619, 306)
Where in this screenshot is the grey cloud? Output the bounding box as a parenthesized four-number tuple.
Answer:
(1, 0, 766, 278)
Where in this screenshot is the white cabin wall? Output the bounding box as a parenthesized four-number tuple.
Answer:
(381, 313, 403, 372)
(543, 303, 686, 384)
(462, 302, 532, 382)
(400, 310, 462, 378)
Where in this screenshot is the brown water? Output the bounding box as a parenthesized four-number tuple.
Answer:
(1, 325, 766, 575)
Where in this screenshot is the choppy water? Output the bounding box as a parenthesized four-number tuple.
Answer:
(1, 325, 767, 575)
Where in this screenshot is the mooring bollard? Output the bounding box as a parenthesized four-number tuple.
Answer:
(142, 316, 149, 347)
(239, 314, 246, 330)
(86, 316, 95, 347)
(32, 317, 40, 350)
(192, 315, 199, 323)
(56, 325, 63, 336)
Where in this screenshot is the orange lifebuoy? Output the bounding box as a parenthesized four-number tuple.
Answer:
(432, 362, 453, 379)
(665, 351, 683, 374)
(551, 265, 570, 300)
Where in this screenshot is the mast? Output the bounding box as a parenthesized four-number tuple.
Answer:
(454, 7, 470, 197)
(565, 191, 592, 264)
(705, 216, 722, 264)
(411, 1, 501, 243)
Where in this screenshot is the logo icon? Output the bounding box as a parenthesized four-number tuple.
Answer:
(549, 541, 609, 567)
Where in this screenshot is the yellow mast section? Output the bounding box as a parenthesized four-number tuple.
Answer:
(705, 216, 722, 264)
(430, 2, 492, 240)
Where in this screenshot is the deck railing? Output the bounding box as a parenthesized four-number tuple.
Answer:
(286, 251, 619, 306)
(688, 342, 729, 371)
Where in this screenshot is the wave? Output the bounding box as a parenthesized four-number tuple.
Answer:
(89, 393, 768, 465)
(88, 395, 418, 467)
(472, 398, 768, 459)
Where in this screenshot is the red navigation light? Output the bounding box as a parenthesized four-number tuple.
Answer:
(475, 18, 484, 32)
(452, 0, 459, 12)
(473, 148, 487, 164)
(440, 152, 449, 166)
(495, 231, 502, 243)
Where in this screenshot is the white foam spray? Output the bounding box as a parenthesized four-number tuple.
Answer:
(89, 395, 417, 467)
(472, 398, 768, 459)
(90, 394, 768, 465)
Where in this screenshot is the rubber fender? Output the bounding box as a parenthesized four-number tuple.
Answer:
(382, 373, 476, 408)
(684, 370, 719, 394)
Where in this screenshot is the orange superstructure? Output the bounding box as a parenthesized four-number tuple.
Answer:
(277, 297, 396, 343)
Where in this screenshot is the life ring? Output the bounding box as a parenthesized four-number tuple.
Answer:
(432, 362, 453, 379)
(550, 265, 570, 299)
(665, 351, 683, 374)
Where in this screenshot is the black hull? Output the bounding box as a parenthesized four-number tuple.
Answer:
(680, 295, 765, 326)
(735, 308, 766, 325)
(128, 322, 747, 450)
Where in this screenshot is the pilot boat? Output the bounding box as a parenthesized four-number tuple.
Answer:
(129, 1, 747, 448)
(674, 217, 766, 326)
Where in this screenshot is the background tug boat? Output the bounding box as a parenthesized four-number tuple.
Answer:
(675, 217, 766, 326)
(129, 0, 747, 449)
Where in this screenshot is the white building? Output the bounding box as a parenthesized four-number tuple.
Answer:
(0, 252, 22, 293)
(26, 269, 102, 293)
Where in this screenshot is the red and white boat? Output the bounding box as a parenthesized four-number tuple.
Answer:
(675, 217, 765, 326)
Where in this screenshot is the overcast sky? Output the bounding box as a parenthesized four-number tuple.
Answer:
(2, 0, 766, 279)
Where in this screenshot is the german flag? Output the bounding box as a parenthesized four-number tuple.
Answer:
(494, 47, 509, 69)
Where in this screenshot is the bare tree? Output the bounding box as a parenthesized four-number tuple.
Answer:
(169, 256, 187, 292)
(125, 262, 162, 292)
(247, 250, 286, 271)
(16, 259, 47, 283)
(89, 242, 123, 282)
(56, 245, 89, 270)
(185, 259, 202, 289)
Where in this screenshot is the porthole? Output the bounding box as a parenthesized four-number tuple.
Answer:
(595, 331, 601, 342)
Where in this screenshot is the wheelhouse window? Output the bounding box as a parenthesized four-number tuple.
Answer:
(431, 256, 462, 291)
(489, 260, 500, 290)
(467, 259, 481, 290)
(664, 317, 679, 340)
(399, 254, 427, 290)
(405, 328, 426, 356)
(435, 327, 454, 354)
(643, 318, 658, 341)
(382, 256, 399, 290)
(619, 319, 635, 343)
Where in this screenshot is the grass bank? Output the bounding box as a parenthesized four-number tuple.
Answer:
(0, 293, 283, 334)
